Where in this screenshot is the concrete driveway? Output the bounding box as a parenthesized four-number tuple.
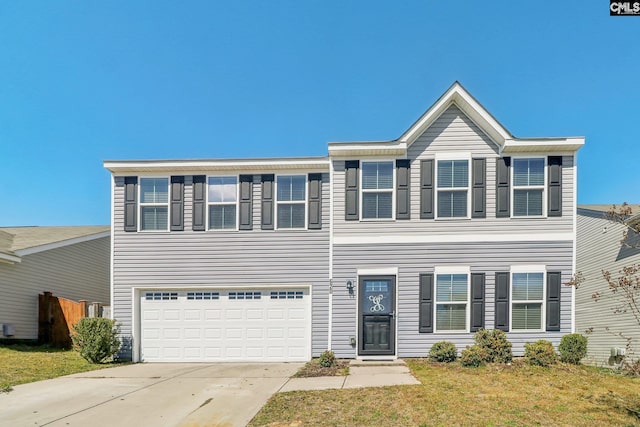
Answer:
(0, 362, 303, 427)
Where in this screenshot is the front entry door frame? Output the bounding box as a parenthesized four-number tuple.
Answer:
(357, 275, 397, 357)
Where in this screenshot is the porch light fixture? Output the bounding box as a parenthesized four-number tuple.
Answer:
(346, 280, 354, 295)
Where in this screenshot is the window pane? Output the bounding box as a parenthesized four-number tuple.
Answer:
(436, 304, 467, 331)
(514, 189, 543, 216)
(141, 206, 168, 230)
(512, 303, 542, 330)
(512, 273, 544, 300)
(140, 178, 168, 203)
(438, 160, 468, 188)
(209, 205, 236, 229)
(362, 192, 392, 219)
(208, 177, 237, 203)
(438, 191, 467, 218)
(277, 204, 305, 228)
(362, 162, 393, 190)
(277, 176, 306, 201)
(513, 158, 544, 186)
(436, 274, 468, 302)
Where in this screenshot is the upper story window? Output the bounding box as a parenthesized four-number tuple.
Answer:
(511, 272, 544, 331)
(208, 176, 237, 230)
(513, 158, 545, 216)
(437, 159, 469, 218)
(361, 161, 393, 219)
(435, 272, 469, 332)
(277, 175, 306, 229)
(140, 178, 169, 231)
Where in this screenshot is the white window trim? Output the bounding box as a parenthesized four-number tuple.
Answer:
(511, 156, 547, 218)
(509, 266, 546, 333)
(433, 266, 471, 333)
(359, 160, 396, 221)
(275, 174, 308, 230)
(434, 153, 472, 220)
(206, 174, 240, 231)
(138, 177, 170, 232)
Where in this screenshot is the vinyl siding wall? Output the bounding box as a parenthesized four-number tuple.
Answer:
(0, 238, 110, 339)
(331, 241, 573, 358)
(112, 174, 330, 360)
(576, 209, 640, 365)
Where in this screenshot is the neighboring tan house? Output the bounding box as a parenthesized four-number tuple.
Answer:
(576, 205, 640, 366)
(0, 226, 110, 340)
(104, 82, 585, 362)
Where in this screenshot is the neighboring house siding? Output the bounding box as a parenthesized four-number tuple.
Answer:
(0, 238, 110, 339)
(112, 174, 330, 360)
(331, 240, 573, 358)
(576, 209, 640, 365)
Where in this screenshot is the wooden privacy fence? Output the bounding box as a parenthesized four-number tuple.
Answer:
(38, 292, 107, 348)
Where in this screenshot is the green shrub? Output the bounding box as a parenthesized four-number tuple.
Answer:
(474, 329, 513, 363)
(524, 340, 558, 366)
(460, 345, 487, 367)
(71, 318, 121, 364)
(558, 334, 587, 364)
(429, 341, 458, 363)
(318, 350, 336, 368)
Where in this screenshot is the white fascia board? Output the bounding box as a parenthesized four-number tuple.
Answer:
(0, 253, 21, 264)
(14, 231, 111, 257)
(501, 137, 585, 154)
(104, 158, 331, 174)
(327, 142, 407, 157)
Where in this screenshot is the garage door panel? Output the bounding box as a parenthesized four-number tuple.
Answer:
(140, 288, 310, 362)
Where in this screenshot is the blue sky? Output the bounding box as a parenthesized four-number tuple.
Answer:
(0, 1, 638, 226)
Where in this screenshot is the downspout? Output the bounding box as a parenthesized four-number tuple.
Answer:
(328, 159, 334, 350)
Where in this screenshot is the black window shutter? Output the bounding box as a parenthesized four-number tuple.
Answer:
(496, 157, 511, 218)
(170, 176, 184, 231)
(495, 272, 510, 331)
(239, 175, 253, 230)
(470, 273, 485, 332)
(419, 273, 434, 333)
(308, 173, 322, 229)
(124, 176, 138, 232)
(548, 156, 562, 217)
(546, 272, 562, 331)
(472, 159, 486, 218)
(192, 175, 206, 231)
(396, 159, 410, 220)
(261, 174, 274, 230)
(420, 159, 434, 219)
(345, 161, 359, 221)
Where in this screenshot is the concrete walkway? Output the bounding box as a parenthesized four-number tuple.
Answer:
(280, 359, 420, 392)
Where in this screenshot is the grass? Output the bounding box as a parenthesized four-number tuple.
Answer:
(0, 344, 120, 391)
(293, 359, 350, 378)
(249, 359, 640, 426)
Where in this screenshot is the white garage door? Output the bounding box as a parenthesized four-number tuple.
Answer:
(139, 288, 311, 362)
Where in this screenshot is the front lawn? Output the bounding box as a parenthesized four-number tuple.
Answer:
(0, 344, 118, 391)
(250, 359, 640, 426)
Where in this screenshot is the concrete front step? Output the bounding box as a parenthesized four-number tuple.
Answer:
(349, 359, 407, 367)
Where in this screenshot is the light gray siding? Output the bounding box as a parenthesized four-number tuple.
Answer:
(0, 238, 110, 339)
(333, 105, 575, 237)
(112, 174, 330, 360)
(576, 209, 640, 366)
(331, 240, 573, 358)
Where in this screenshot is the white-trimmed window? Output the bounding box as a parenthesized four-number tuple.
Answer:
(511, 271, 545, 331)
(208, 176, 238, 230)
(361, 161, 394, 219)
(139, 178, 169, 231)
(512, 158, 545, 217)
(435, 269, 469, 332)
(436, 159, 469, 218)
(277, 175, 306, 229)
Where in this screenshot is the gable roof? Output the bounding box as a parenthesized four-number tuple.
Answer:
(329, 81, 585, 156)
(0, 226, 110, 264)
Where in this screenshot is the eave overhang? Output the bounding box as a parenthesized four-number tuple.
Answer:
(501, 137, 585, 154)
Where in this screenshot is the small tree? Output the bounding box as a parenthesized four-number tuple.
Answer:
(71, 318, 121, 364)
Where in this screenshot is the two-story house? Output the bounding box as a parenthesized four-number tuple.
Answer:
(104, 82, 584, 362)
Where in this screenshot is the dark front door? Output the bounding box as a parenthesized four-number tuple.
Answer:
(359, 276, 395, 356)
